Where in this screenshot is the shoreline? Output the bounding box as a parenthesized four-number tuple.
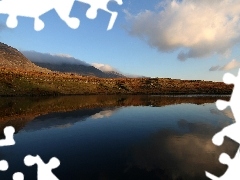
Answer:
(0, 93, 232, 97)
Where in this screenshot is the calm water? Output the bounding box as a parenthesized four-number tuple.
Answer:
(0, 95, 238, 180)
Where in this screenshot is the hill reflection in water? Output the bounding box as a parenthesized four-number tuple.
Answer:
(0, 95, 237, 180)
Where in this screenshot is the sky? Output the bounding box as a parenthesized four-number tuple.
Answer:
(0, 0, 240, 81)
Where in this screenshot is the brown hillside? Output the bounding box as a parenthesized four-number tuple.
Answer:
(0, 42, 49, 72)
(0, 42, 233, 96)
(0, 68, 233, 96)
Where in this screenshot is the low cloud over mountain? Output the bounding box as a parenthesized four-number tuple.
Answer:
(21, 50, 90, 66)
(92, 63, 118, 72)
(22, 50, 125, 78)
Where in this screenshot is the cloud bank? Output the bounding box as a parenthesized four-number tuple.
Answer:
(92, 63, 118, 72)
(21, 50, 90, 66)
(125, 0, 240, 60)
(209, 59, 240, 71)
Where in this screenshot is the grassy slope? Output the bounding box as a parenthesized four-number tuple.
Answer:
(0, 68, 233, 96)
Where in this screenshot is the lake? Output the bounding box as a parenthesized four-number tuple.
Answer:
(0, 95, 238, 180)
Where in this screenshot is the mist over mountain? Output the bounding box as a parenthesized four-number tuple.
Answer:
(22, 50, 125, 78)
(34, 62, 125, 78)
(21, 51, 90, 66)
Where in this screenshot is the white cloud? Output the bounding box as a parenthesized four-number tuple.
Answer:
(21, 50, 90, 66)
(209, 59, 240, 71)
(54, 53, 73, 58)
(92, 63, 117, 72)
(220, 59, 240, 71)
(125, 0, 240, 61)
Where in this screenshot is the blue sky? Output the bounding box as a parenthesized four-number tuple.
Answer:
(0, 0, 240, 81)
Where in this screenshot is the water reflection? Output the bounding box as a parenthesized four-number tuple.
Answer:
(210, 107, 234, 121)
(91, 109, 120, 120)
(21, 108, 120, 131)
(0, 95, 230, 134)
(128, 119, 237, 179)
(0, 95, 237, 180)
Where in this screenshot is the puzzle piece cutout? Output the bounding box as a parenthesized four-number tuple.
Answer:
(0, 160, 24, 180)
(216, 71, 240, 121)
(0, 155, 60, 180)
(206, 148, 240, 180)
(24, 155, 60, 180)
(0, 0, 122, 31)
(0, 0, 80, 31)
(0, 160, 8, 171)
(0, 126, 60, 179)
(76, 0, 123, 30)
(13, 172, 24, 180)
(0, 126, 15, 146)
(206, 69, 240, 179)
(211, 70, 240, 146)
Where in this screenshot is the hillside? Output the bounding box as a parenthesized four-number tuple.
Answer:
(21, 50, 125, 78)
(33, 62, 125, 78)
(0, 43, 49, 72)
(0, 68, 233, 96)
(0, 42, 233, 96)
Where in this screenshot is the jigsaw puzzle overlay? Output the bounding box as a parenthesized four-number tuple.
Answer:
(24, 155, 60, 180)
(0, 0, 123, 31)
(0, 160, 8, 171)
(206, 70, 240, 179)
(0, 126, 60, 179)
(0, 126, 15, 146)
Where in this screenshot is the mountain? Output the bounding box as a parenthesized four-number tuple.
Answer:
(0, 41, 233, 96)
(32, 62, 125, 78)
(104, 71, 126, 78)
(0, 43, 48, 72)
(0, 42, 124, 78)
(21, 50, 125, 78)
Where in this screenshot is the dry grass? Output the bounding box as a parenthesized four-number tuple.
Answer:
(0, 68, 233, 96)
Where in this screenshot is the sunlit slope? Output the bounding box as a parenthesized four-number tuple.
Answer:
(0, 68, 233, 96)
(0, 42, 233, 96)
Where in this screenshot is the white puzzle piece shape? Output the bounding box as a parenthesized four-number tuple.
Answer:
(206, 69, 240, 179)
(216, 70, 240, 121)
(0, 0, 80, 31)
(24, 155, 60, 180)
(0, 126, 15, 146)
(0, 160, 8, 171)
(76, 0, 123, 30)
(13, 172, 24, 180)
(0, 0, 123, 31)
(206, 148, 240, 180)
